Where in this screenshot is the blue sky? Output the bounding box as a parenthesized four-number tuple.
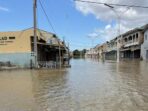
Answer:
(0, 0, 147, 50)
(0, 0, 108, 50)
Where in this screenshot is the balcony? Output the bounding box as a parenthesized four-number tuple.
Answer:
(124, 40, 139, 47)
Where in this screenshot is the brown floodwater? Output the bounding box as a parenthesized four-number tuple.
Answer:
(0, 59, 148, 111)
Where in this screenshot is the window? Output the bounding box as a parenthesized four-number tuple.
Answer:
(30, 36, 34, 42)
(30, 36, 38, 42)
(9, 37, 15, 40)
(136, 33, 138, 38)
(129, 36, 132, 41)
(136, 33, 138, 41)
(146, 50, 148, 59)
(133, 35, 135, 40)
(124, 38, 127, 42)
(145, 34, 147, 41)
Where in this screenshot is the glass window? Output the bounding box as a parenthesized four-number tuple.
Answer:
(9, 37, 15, 40)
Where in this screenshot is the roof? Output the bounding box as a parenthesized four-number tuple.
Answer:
(0, 27, 65, 46)
(0, 27, 55, 37)
(122, 28, 142, 37)
(140, 24, 148, 32)
(122, 24, 148, 37)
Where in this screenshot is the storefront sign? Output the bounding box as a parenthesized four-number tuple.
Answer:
(0, 37, 7, 40)
(0, 36, 15, 45)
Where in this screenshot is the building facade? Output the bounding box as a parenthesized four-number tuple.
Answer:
(97, 43, 106, 59)
(141, 28, 148, 60)
(105, 38, 117, 60)
(120, 28, 144, 59)
(86, 24, 148, 61)
(0, 28, 69, 68)
(85, 48, 99, 58)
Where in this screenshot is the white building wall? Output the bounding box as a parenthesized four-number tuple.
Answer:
(141, 29, 148, 60)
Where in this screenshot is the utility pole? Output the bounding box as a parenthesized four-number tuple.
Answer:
(104, 4, 129, 62)
(33, 0, 38, 68)
(58, 39, 62, 69)
(68, 42, 70, 65)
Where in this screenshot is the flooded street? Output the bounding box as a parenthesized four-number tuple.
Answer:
(0, 59, 148, 111)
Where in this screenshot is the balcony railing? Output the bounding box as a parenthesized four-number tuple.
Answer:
(38, 61, 57, 69)
(124, 40, 139, 47)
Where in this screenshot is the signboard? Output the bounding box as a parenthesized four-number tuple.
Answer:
(0, 36, 15, 45)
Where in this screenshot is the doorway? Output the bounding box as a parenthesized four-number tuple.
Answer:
(146, 50, 148, 60)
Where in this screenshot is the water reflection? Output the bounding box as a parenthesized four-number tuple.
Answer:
(0, 70, 40, 111)
(32, 69, 76, 111)
(0, 59, 148, 111)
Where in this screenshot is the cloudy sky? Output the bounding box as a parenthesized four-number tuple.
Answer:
(75, 0, 148, 40)
(0, 0, 148, 50)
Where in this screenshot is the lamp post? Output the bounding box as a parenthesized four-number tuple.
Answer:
(104, 4, 129, 62)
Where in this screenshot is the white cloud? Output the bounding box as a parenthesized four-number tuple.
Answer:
(105, 24, 111, 29)
(0, 6, 9, 12)
(75, 0, 148, 41)
(88, 24, 130, 42)
(88, 32, 98, 38)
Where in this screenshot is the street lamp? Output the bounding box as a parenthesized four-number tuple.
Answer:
(104, 4, 129, 62)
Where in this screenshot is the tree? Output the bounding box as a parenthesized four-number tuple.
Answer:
(73, 50, 80, 57)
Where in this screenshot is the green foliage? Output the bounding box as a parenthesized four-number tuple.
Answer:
(73, 49, 87, 57)
(73, 50, 80, 56)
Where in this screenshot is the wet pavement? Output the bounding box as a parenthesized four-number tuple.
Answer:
(0, 59, 148, 111)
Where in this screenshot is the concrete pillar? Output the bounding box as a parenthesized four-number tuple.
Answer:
(117, 40, 120, 62)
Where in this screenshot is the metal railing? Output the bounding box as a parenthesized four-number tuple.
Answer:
(38, 61, 58, 69)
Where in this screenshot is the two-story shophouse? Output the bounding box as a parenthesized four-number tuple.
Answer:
(120, 28, 144, 59)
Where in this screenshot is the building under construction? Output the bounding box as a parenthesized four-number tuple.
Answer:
(0, 28, 69, 68)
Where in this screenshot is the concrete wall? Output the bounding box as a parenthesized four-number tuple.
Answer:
(0, 52, 35, 68)
(141, 29, 148, 60)
(0, 30, 32, 53)
(0, 28, 60, 53)
(0, 28, 62, 68)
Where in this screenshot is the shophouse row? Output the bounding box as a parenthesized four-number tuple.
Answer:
(85, 24, 148, 61)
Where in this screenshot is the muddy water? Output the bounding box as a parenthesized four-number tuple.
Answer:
(0, 59, 148, 111)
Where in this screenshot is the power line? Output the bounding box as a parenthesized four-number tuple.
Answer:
(70, 43, 91, 47)
(74, 0, 148, 9)
(38, 0, 57, 34)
